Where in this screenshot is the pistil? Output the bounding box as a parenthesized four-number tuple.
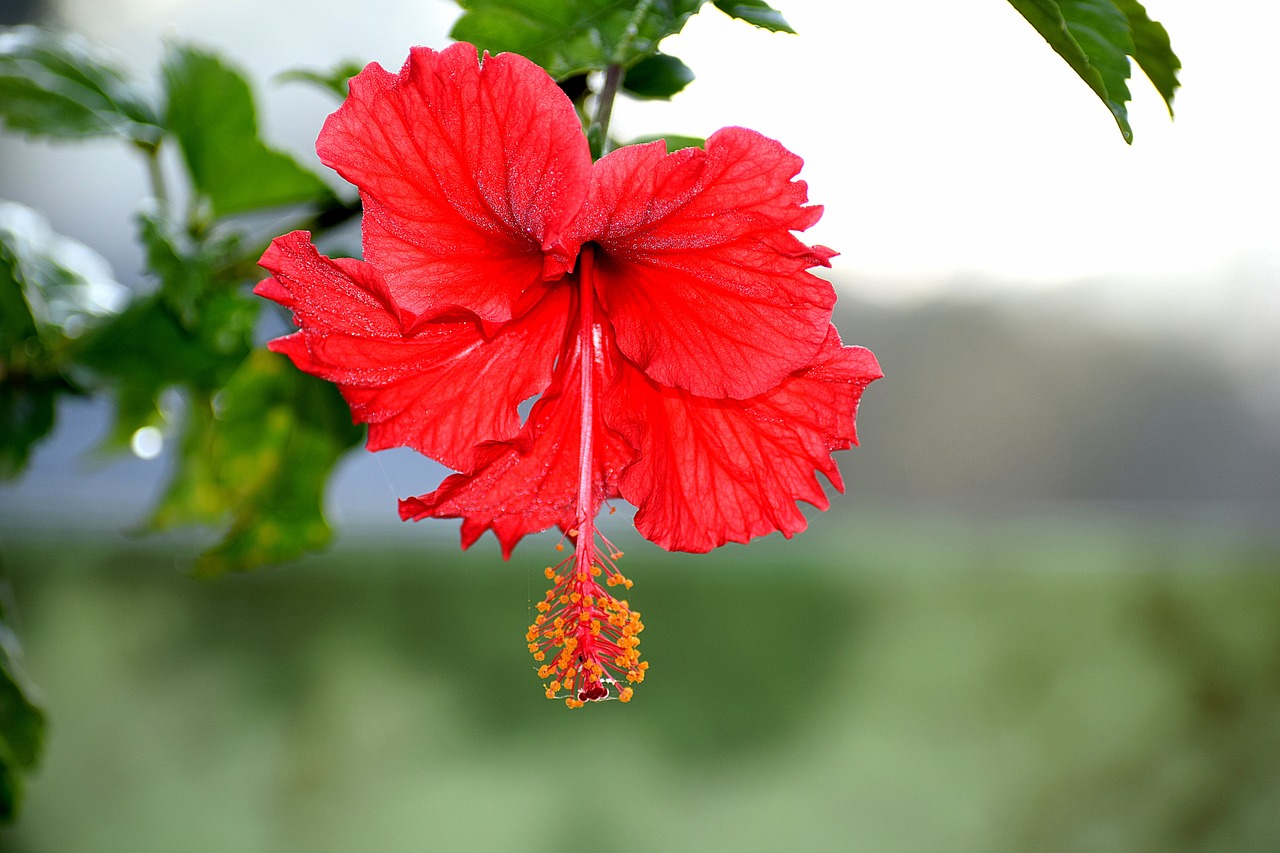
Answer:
(526, 246, 647, 706)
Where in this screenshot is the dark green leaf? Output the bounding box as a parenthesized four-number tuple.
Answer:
(1, 202, 124, 476)
(1007, 0, 1136, 141)
(277, 60, 366, 100)
(711, 0, 795, 34)
(0, 25, 160, 144)
(161, 43, 333, 218)
(0, 378, 64, 481)
(623, 52, 695, 99)
(148, 350, 362, 575)
(0, 584, 46, 823)
(1114, 0, 1179, 115)
(626, 133, 705, 151)
(0, 241, 38, 376)
(451, 0, 705, 79)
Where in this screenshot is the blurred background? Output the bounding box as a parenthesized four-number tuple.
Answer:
(1, 0, 1278, 851)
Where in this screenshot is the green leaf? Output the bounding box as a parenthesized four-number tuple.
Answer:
(161, 43, 333, 218)
(0, 202, 126, 476)
(1114, 0, 1179, 115)
(0, 242, 39, 376)
(711, 0, 796, 34)
(0, 584, 46, 823)
(0, 25, 160, 144)
(277, 60, 366, 100)
(626, 133, 705, 151)
(623, 52, 695, 99)
(149, 350, 362, 575)
(451, 0, 705, 79)
(1007, 0, 1136, 141)
(0, 378, 65, 481)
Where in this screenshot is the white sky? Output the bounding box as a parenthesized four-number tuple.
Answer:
(42, 0, 1280, 299)
(612, 0, 1280, 292)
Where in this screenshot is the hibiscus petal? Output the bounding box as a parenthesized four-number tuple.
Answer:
(256, 231, 567, 471)
(400, 307, 633, 559)
(258, 231, 407, 331)
(563, 128, 837, 399)
(607, 326, 882, 553)
(317, 42, 592, 322)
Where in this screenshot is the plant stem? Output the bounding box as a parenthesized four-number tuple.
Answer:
(141, 141, 168, 211)
(592, 64, 624, 157)
(588, 0, 654, 158)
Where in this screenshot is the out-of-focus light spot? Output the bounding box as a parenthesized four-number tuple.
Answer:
(158, 387, 182, 420)
(130, 426, 164, 460)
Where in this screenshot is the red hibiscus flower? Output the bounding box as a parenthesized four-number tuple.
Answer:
(256, 42, 881, 706)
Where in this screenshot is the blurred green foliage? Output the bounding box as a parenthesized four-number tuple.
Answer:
(275, 60, 367, 100)
(149, 350, 362, 578)
(0, 26, 160, 144)
(0, 586, 44, 826)
(162, 44, 334, 219)
(0, 204, 122, 478)
(1, 27, 361, 818)
(1, 28, 358, 584)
